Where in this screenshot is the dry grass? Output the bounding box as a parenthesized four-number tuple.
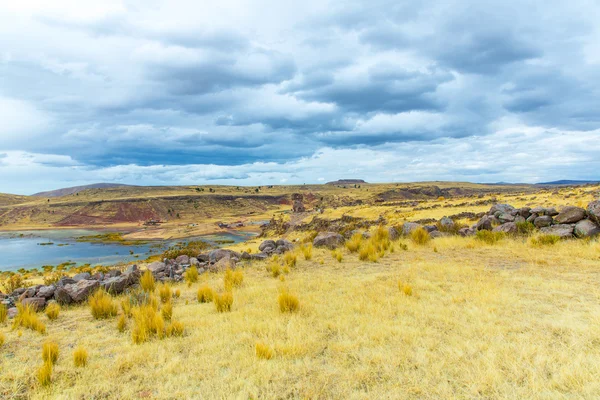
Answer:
(3, 234, 600, 399)
(37, 362, 52, 387)
(398, 281, 413, 296)
(117, 314, 127, 332)
(42, 341, 59, 365)
(410, 226, 431, 245)
(166, 321, 185, 337)
(44, 303, 60, 321)
(278, 291, 299, 313)
(224, 268, 244, 290)
(12, 303, 46, 334)
(213, 292, 233, 313)
(161, 301, 173, 321)
(140, 270, 156, 292)
(0, 332, 4, 347)
(89, 290, 118, 320)
(184, 266, 199, 285)
(530, 234, 561, 247)
(300, 244, 313, 260)
(197, 285, 214, 303)
(0, 303, 7, 324)
(73, 346, 88, 367)
(345, 233, 363, 253)
(331, 249, 343, 263)
(255, 342, 274, 360)
(158, 283, 172, 303)
(283, 252, 297, 268)
(475, 230, 506, 245)
(131, 305, 166, 344)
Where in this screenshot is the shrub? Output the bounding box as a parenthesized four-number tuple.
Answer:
(410, 227, 431, 245)
(140, 270, 156, 292)
(358, 242, 379, 262)
(37, 362, 52, 386)
(158, 283, 172, 303)
(255, 342, 274, 360)
(398, 281, 413, 296)
(89, 290, 118, 320)
(197, 286, 214, 303)
(12, 303, 46, 334)
(283, 252, 297, 268)
(331, 249, 343, 263)
(300, 244, 313, 260)
(224, 268, 244, 290)
(530, 234, 561, 247)
(45, 303, 60, 321)
(516, 221, 536, 236)
(372, 226, 391, 250)
(214, 292, 233, 313)
(161, 301, 173, 321)
(42, 341, 59, 365)
(475, 230, 505, 245)
(166, 321, 184, 337)
(184, 266, 199, 285)
(43, 272, 66, 286)
(162, 240, 209, 260)
(346, 233, 363, 253)
(278, 291, 299, 313)
(1, 274, 26, 293)
(117, 314, 127, 332)
(73, 346, 88, 367)
(0, 303, 7, 324)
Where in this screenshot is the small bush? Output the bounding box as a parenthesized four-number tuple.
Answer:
(161, 301, 173, 321)
(214, 292, 233, 313)
(0, 303, 7, 324)
(283, 252, 297, 268)
(117, 314, 127, 332)
(166, 321, 184, 337)
(140, 270, 155, 292)
(516, 221, 536, 236)
(43, 272, 66, 286)
(45, 303, 60, 321)
(475, 230, 505, 245)
(255, 342, 274, 360)
(73, 346, 88, 367)
(12, 303, 46, 334)
(398, 281, 413, 296)
(184, 266, 199, 285)
(224, 268, 244, 290)
(158, 283, 172, 303)
(197, 286, 214, 303)
(42, 341, 59, 365)
(162, 240, 209, 260)
(410, 227, 431, 245)
(346, 233, 363, 253)
(89, 290, 118, 320)
(300, 244, 313, 260)
(1, 274, 26, 293)
(331, 249, 343, 263)
(37, 362, 52, 386)
(278, 291, 299, 313)
(530, 234, 561, 247)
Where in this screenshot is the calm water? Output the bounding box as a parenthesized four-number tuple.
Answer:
(0, 229, 256, 272)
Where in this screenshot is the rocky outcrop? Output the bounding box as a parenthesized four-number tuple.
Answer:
(313, 232, 345, 249)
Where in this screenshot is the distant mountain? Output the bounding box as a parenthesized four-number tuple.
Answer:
(32, 183, 135, 198)
(326, 179, 367, 185)
(537, 180, 600, 185)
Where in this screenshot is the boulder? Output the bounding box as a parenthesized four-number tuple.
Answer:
(189, 257, 200, 267)
(196, 254, 210, 263)
(534, 216, 553, 228)
(531, 207, 546, 215)
(497, 213, 515, 223)
(18, 288, 36, 301)
(21, 297, 46, 311)
(526, 213, 538, 223)
(250, 253, 269, 261)
(490, 204, 515, 215)
(64, 279, 99, 303)
(36, 285, 56, 299)
(106, 269, 122, 278)
(123, 270, 141, 286)
(56, 277, 77, 287)
(72, 272, 91, 282)
(101, 276, 129, 295)
(423, 225, 438, 233)
(514, 215, 526, 224)
(7, 307, 17, 319)
(147, 261, 166, 274)
(259, 240, 277, 252)
(387, 227, 400, 241)
(555, 206, 586, 224)
(241, 252, 251, 260)
(475, 215, 493, 231)
(519, 207, 531, 218)
(587, 200, 600, 225)
(492, 222, 518, 234)
(313, 232, 345, 249)
(574, 219, 600, 238)
(209, 256, 236, 272)
(402, 222, 423, 236)
(53, 287, 72, 305)
(430, 231, 450, 238)
(175, 255, 190, 265)
(540, 224, 574, 239)
(458, 227, 475, 237)
(208, 249, 241, 263)
(439, 217, 454, 230)
(125, 264, 138, 274)
(546, 208, 559, 217)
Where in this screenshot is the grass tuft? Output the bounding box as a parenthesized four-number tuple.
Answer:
(158, 283, 172, 303)
(197, 285, 214, 303)
(0, 303, 7, 324)
(166, 321, 185, 337)
(255, 342, 274, 359)
(214, 292, 233, 313)
(140, 270, 156, 292)
(161, 300, 173, 321)
(0, 331, 4, 347)
(331, 249, 343, 262)
(266, 261, 282, 278)
(73, 346, 88, 367)
(358, 242, 379, 262)
(475, 230, 505, 245)
(410, 227, 431, 245)
(398, 281, 413, 296)
(284, 252, 297, 268)
(278, 290, 299, 313)
(346, 233, 363, 253)
(117, 314, 127, 332)
(131, 305, 166, 344)
(530, 234, 561, 247)
(45, 302, 60, 321)
(12, 303, 46, 334)
(224, 268, 244, 290)
(42, 341, 59, 365)
(184, 266, 199, 285)
(174, 289, 181, 298)
(37, 362, 52, 386)
(300, 244, 313, 260)
(89, 289, 118, 320)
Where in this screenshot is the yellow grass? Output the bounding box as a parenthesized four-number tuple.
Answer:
(89, 290, 118, 319)
(213, 292, 233, 313)
(255, 342, 274, 360)
(331, 249, 343, 263)
(224, 268, 244, 290)
(184, 266, 199, 285)
(0, 303, 7, 324)
(158, 283, 172, 303)
(73, 346, 88, 367)
(197, 285, 214, 303)
(2, 235, 600, 398)
(140, 270, 156, 292)
(346, 233, 363, 252)
(300, 244, 313, 260)
(166, 321, 185, 337)
(117, 314, 127, 333)
(161, 301, 173, 321)
(410, 226, 431, 245)
(44, 303, 60, 321)
(42, 341, 59, 365)
(12, 303, 46, 334)
(278, 291, 299, 313)
(0, 332, 5, 347)
(37, 362, 52, 386)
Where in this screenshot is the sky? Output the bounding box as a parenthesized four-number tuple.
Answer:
(1, 0, 600, 194)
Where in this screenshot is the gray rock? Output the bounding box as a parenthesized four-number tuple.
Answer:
(423, 225, 438, 233)
(387, 227, 400, 240)
(519, 207, 531, 218)
(531, 207, 546, 214)
(53, 287, 72, 305)
(21, 297, 46, 311)
(259, 240, 277, 252)
(64, 279, 99, 303)
(458, 227, 475, 237)
(250, 253, 268, 261)
(189, 257, 200, 267)
(540, 224, 574, 239)
(490, 204, 515, 215)
(241, 252, 251, 260)
(574, 219, 600, 238)
(492, 222, 518, 234)
(72, 272, 91, 282)
(18, 288, 36, 300)
(555, 206, 586, 224)
(497, 213, 515, 223)
(175, 255, 190, 265)
(439, 217, 454, 230)
(313, 232, 345, 249)
(147, 261, 166, 274)
(106, 269, 122, 278)
(545, 208, 559, 217)
(587, 200, 600, 225)
(208, 249, 241, 263)
(101, 276, 129, 295)
(123, 270, 141, 286)
(402, 222, 423, 236)
(209, 256, 236, 272)
(7, 307, 17, 319)
(125, 264, 138, 274)
(196, 254, 210, 263)
(475, 215, 493, 231)
(276, 239, 293, 248)
(526, 213, 538, 223)
(514, 215, 526, 224)
(57, 277, 77, 287)
(36, 285, 56, 299)
(430, 231, 450, 238)
(534, 216, 553, 228)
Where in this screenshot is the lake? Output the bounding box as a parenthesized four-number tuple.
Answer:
(0, 229, 256, 272)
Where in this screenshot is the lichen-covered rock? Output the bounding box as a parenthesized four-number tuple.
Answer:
(258, 240, 276, 252)
(534, 216, 553, 228)
(574, 219, 600, 238)
(64, 279, 99, 303)
(492, 222, 518, 234)
(387, 227, 400, 241)
(555, 206, 586, 224)
(54, 287, 72, 305)
(208, 249, 241, 263)
(475, 215, 493, 231)
(490, 204, 515, 215)
(439, 217, 454, 229)
(36, 285, 56, 299)
(540, 224, 574, 239)
(147, 261, 166, 274)
(101, 276, 129, 295)
(313, 232, 345, 249)
(175, 255, 190, 265)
